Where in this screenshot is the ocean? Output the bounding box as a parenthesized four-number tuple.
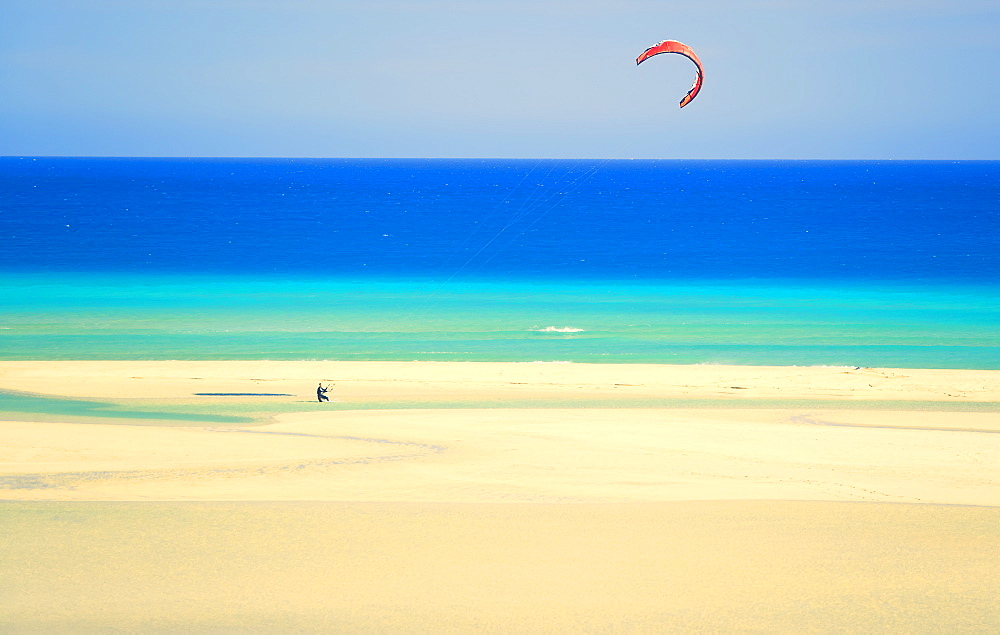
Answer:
(2, 157, 998, 368)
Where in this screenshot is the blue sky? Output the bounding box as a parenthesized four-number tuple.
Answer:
(2, 0, 998, 159)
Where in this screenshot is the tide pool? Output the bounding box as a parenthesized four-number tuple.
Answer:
(0, 388, 253, 425)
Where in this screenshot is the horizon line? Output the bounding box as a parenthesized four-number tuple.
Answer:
(4, 155, 998, 162)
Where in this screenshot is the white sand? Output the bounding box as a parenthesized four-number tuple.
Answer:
(3, 500, 997, 632)
(1, 359, 998, 402)
(1, 361, 998, 631)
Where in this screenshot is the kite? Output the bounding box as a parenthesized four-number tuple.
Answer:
(636, 40, 704, 108)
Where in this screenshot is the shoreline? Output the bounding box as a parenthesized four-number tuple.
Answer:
(3, 359, 999, 402)
(1, 360, 997, 504)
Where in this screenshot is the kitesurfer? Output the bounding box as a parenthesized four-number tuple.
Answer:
(317, 383, 330, 402)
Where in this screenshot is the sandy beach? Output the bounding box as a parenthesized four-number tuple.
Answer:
(2, 360, 999, 631)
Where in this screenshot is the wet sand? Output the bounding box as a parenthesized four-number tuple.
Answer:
(1, 361, 998, 631)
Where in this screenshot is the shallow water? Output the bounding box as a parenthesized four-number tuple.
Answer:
(1, 274, 997, 368)
(0, 388, 253, 425)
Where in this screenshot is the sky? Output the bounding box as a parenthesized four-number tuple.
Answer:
(1, 0, 998, 159)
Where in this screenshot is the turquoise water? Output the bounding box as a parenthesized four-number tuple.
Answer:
(2, 273, 998, 369)
(3, 158, 998, 370)
(0, 388, 253, 425)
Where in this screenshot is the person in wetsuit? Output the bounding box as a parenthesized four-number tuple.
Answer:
(317, 383, 330, 402)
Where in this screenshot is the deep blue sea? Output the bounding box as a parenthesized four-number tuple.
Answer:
(2, 157, 998, 368)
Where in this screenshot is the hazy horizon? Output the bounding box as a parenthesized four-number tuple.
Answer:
(3, 1, 998, 160)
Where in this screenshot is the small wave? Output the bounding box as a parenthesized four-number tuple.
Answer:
(531, 326, 584, 333)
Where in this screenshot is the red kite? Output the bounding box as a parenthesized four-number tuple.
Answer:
(636, 40, 704, 108)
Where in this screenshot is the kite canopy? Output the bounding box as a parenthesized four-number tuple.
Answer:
(636, 40, 704, 108)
